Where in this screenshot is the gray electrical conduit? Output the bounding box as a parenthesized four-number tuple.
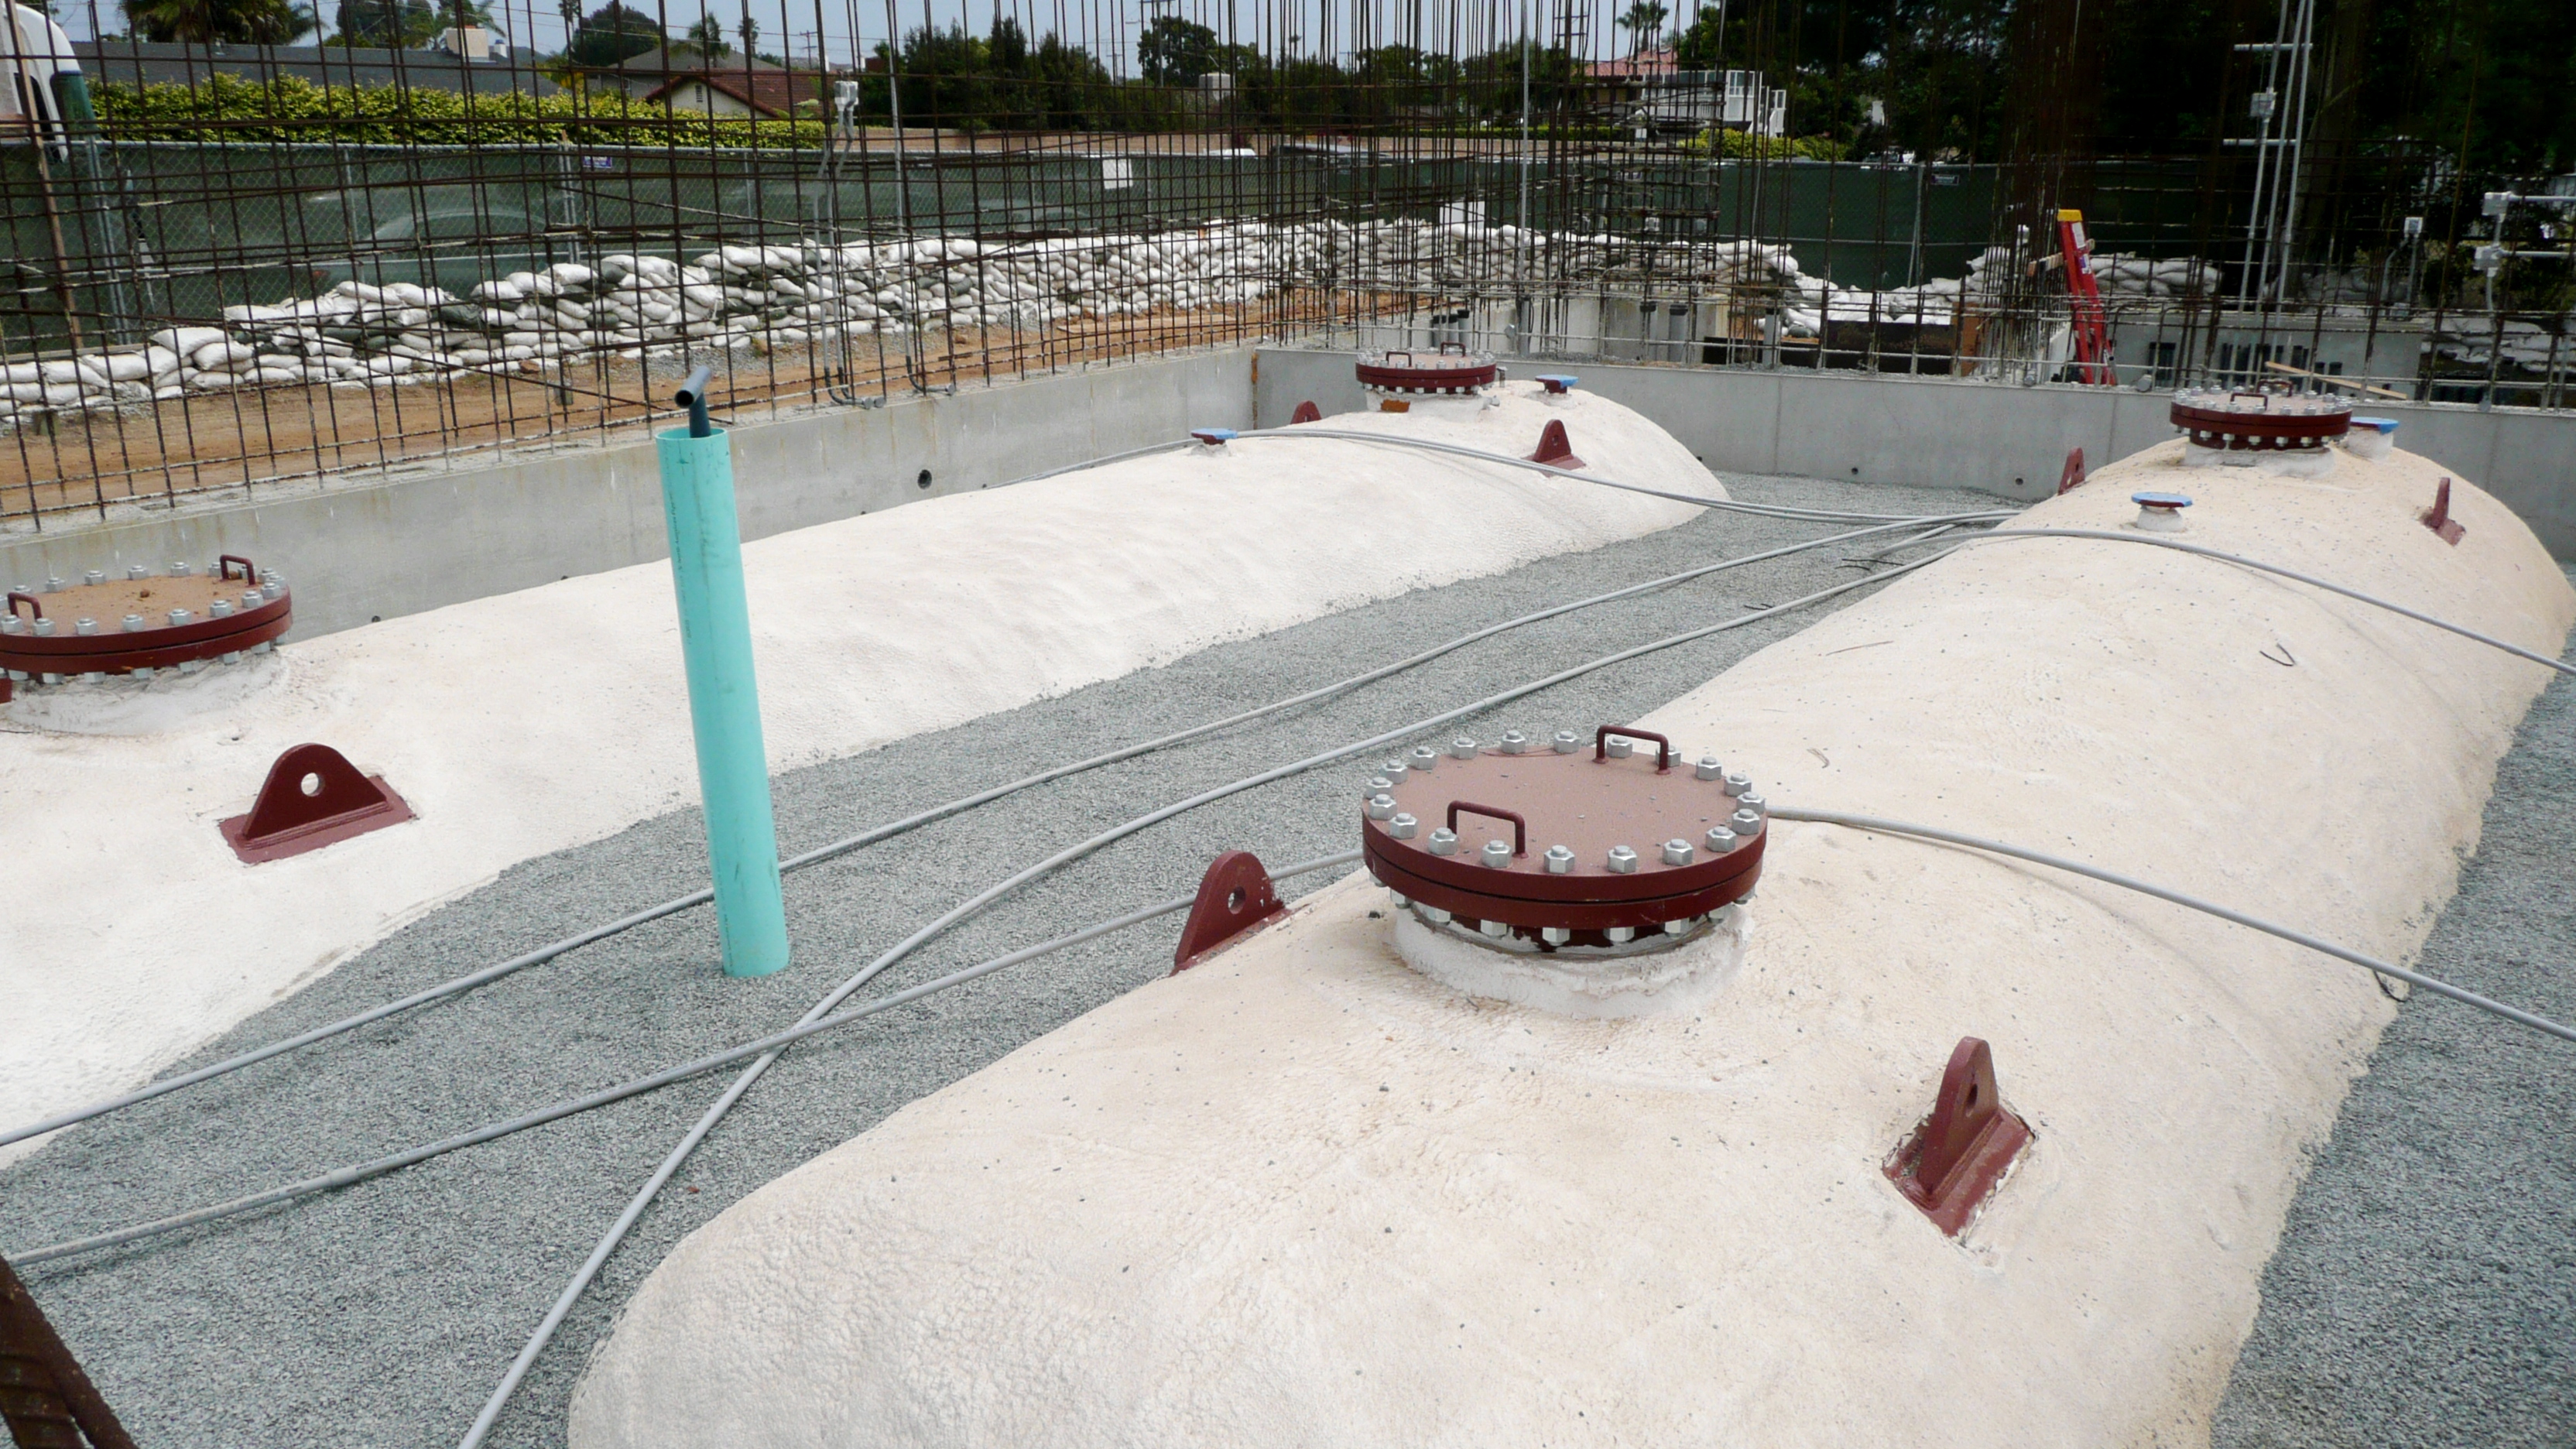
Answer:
(1962, 528, 2576, 680)
(442, 554, 1966, 1449)
(0, 511, 2000, 1153)
(1772, 807, 2576, 1046)
(5, 851, 1365, 1270)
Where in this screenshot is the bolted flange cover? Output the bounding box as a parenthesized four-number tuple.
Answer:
(1362, 724, 1765, 953)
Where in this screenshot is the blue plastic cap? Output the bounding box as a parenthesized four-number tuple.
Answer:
(1536, 374, 1580, 394)
(2132, 492, 2194, 509)
(1190, 427, 1238, 445)
(2350, 416, 2400, 433)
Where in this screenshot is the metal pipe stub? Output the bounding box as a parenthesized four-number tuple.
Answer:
(1354, 344, 1499, 397)
(2168, 387, 2351, 451)
(1361, 724, 1766, 954)
(0, 557, 290, 695)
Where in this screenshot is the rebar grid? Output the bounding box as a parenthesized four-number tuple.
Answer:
(1, 0, 2567, 530)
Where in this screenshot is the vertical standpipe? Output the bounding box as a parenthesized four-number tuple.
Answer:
(656, 370, 790, 977)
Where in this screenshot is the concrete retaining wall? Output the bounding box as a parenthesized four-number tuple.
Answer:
(1254, 349, 2576, 555)
(1, 351, 1252, 639)
(11, 344, 2568, 643)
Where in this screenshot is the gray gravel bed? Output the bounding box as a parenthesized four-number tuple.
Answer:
(2213, 588, 2576, 1449)
(0, 474, 1993, 1447)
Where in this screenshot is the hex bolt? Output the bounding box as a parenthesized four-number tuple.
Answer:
(122, 614, 146, 632)
(170, 560, 191, 577)
(1606, 737, 1634, 759)
(1380, 759, 1409, 783)
(131, 666, 155, 679)
(1366, 775, 1396, 798)
(1552, 729, 1580, 753)
(1366, 793, 1397, 821)
(1661, 838, 1695, 866)
(166, 608, 192, 627)
(1605, 926, 1637, 944)
(1449, 736, 1478, 759)
(1543, 844, 1575, 874)
(84, 570, 104, 586)
(1427, 827, 1460, 856)
(1388, 891, 1410, 909)
(1475, 919, 1509, 938)
(1722, 770, 1752, 796)
(1420, 905, 1454, 924)
(127, 564, 149, 581)
(1704, 825, 1739, 854)
(32, 618, 55, 636)
(1540, 927, 1571, 945)
(1390, 813, 1419, 840)
(43, 576, 65, 592)
(1661, 917, 1697, 936)
(1606, 844, 1639, 873)
(1499, 730, 1529, 755)
(244, 589, 264, 608)
(1480, 838, 1513, 868)
(209, 599, 235, 619)
(1695, 755, 1724, 781)
(0, 616, 17, 634)
(1730, 809, 1766, 838)
(267, 575, 287, 593)
(74, 618, 98, 636)
(1739, 793, 1768, 817)
(1410, 745, 1439, 772)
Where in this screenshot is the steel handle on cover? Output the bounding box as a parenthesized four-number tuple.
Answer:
(217, 554, 257, 583)
(5, 591, 39, 622)
(1446, 801, 1526, 855)
(1595, 724, 1673, 772)
(1381, 349, 1414, 365)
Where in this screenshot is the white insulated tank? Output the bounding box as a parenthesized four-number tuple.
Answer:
(570, 438, 2572, 1446)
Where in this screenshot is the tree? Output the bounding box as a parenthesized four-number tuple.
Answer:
(1136, 15, 1217, 85)
(1618, 0, 1667, 57)
(556, 0, 579, 46)
(683, 11, 728, 56)
(735, 3, 755, 57)
(565, 0, 663, 67)
(135, 0, 317, 43)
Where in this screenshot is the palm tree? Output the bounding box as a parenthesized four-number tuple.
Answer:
(683, 9, 728, 55)
(735, 2, 756, 57)
(1618, 0, 1667, 57)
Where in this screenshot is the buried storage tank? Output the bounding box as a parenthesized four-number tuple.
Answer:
(564, 433, 2574, 1447)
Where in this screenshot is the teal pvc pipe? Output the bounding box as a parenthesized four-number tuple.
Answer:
(654, 426, 792, 978)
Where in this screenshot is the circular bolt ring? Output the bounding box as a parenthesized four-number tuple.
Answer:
(5, 591, 39, 624)
(1595, 725, 1675, 772)
(1446, 800, 1526, 856)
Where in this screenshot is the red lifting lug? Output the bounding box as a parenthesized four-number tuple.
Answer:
(1171, 849, 1288, 974)
(2057, 447, 2087, 495)
(1885, 1036, 2033, 1236)
(1527, 418, 1585, 471)
(219, 742, 416, 864)
(2423, 477, 2465, 545)
(1289, 399, 1323, 425)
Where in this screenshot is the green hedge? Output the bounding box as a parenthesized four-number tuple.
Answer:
(1677, 128, 1849, 162)
(89, 74, 828, 148)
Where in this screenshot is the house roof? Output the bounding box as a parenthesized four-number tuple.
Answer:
(1587, 46, 1678, 79)
(638, 60, 814, 118)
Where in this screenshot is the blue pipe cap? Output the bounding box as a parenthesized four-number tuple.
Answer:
(1190, 427, 1238, 446)
(2350, 416, 2400, 434)
(1536, 374, 1580, 395)
(2132, 491, 2194, 509)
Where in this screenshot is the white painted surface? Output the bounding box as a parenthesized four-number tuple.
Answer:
(0, 384, 1707, 1154)
(570, 441, 2572, 1447)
